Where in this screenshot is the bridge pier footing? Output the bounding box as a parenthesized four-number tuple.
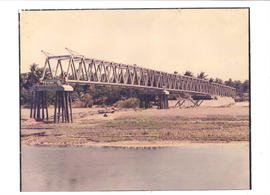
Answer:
(53, 91, 73, 123)
(30, 90, 49, 121)
(138, 93, 168, 109)
(159, 94, 169, 109)
(30, 85, 73, 123)
(139, 94, 151, 109)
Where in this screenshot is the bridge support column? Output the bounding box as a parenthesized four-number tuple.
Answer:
(30, 90, 49, 121)
(145, 95, 150, 109)
(159, 94, 168, 109)
(30, 85, 73, 123)
(139, 94, 151, 109)
(54, 91, 73, 123)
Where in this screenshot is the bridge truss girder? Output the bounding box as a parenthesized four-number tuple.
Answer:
(41, 54, 236, 97)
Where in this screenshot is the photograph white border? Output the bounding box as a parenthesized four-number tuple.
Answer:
(0, 1, 270, 195)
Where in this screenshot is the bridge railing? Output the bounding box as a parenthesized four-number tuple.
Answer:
(41, 54, 236, 97)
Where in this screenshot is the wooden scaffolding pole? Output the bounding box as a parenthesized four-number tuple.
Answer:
(54, 91, 57, 123)
(45, 91, 49, 121)
(41, 91, 45, 120)
(69, 92, 73, 123)
(57, 91, 61, 123)
(37, 91, 40, 120)
(30, 91, 33, 118)
(61, 91, 65, 122)
(65, 92, 69, 122)
(33, 91, 37, 118)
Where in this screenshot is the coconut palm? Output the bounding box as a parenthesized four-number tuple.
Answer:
(197, 72, 208, 80)
(184, 71, 193, 77)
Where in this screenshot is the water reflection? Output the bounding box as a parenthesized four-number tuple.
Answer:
(21, 144, 249, 191)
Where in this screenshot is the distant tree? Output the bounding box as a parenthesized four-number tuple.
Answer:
(20, 73, 28, 90)
(197, 72, 208, 80)
(23, 63, 43, 89)
(242, 80, 249, 93)
(214, 78, 223, 84)
(233, 80, 242, 90)
(184, 71, 193, 77)
(20, 64, 42, 105)
(223, 79, 249, 100)
(224, 78, 234, 87)
(209, 78, 214, 83)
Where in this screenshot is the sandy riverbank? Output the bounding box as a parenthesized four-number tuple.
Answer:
(75, 140, 249, 148)
(21, 102, 249, 147)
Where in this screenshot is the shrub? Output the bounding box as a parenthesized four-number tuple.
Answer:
(116, 98, 140, 109)
(20, 88, 31, 105)
(82, 93, 94, 108)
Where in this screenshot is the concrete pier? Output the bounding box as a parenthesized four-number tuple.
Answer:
(159, 94, 169, 109)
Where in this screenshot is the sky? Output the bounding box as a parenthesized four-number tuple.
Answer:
(20, 9, 249, 81)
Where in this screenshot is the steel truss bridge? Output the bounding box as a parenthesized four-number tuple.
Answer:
(28, 49, 236, 123)
(41, 49, 236, 98)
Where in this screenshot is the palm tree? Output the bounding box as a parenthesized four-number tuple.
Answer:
(214, 78, 223, 84)
(197, 72, 208, 80)
(184, 71, 193, 77)
(23, 63, 43, 89)
(225, 78, 234, 87)
(242, 80, 249, 93)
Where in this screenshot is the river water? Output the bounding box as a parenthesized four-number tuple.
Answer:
(21, 144, 249, 191)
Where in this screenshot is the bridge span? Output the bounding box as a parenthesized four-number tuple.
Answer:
(41, 51, 236, 97)
(29, 49, 236, 123)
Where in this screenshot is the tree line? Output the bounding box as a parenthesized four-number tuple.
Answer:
(182, 70, 249, 101)
(20, 64, 249, 106)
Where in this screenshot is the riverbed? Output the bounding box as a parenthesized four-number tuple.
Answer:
(21, 143, 249, 191)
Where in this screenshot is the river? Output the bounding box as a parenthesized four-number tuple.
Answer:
(21, 143, 249, 191)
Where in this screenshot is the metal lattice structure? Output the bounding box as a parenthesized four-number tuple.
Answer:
(41, 49, 236, 97)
